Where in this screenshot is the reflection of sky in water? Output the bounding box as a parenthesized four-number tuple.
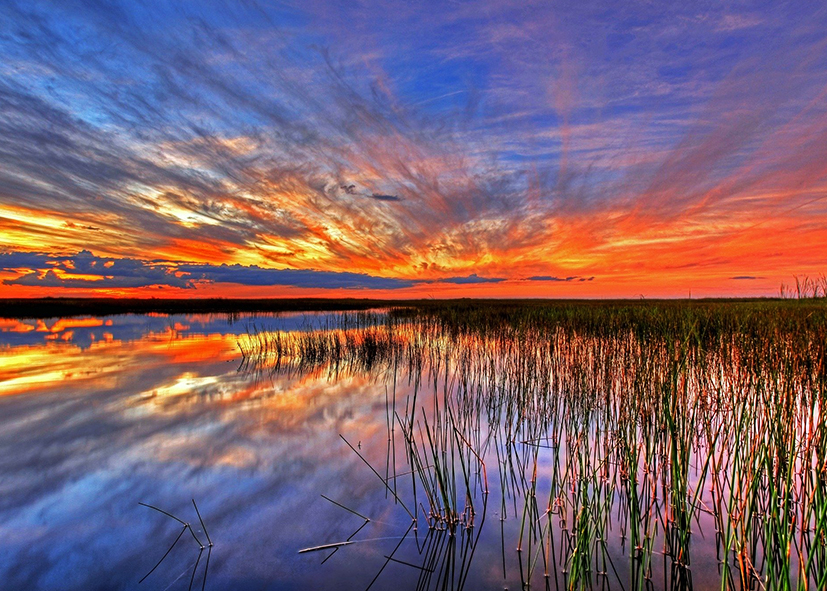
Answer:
(0, 313, 726, 590)
(0, 312, 365, 349)
(0, 313, 509, 590)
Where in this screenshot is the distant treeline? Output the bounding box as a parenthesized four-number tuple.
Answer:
(0, 295, 820, 319)
(0, 297, 403, 319)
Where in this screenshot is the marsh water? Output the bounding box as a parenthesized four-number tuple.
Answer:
(1, 308, 824, 590)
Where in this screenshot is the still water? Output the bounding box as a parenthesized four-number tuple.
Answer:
(0, 313, 411, 590)
(2, 313, 520, 591)
(0, 311, 821, 590)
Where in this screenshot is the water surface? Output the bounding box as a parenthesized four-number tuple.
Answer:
(1, 313, 420, 590)
(1, 309, 823, 590)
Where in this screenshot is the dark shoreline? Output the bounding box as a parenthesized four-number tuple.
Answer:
(0, 296, 807, 319)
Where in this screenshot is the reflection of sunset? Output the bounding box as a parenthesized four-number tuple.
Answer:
(2, 305, 824, 590)
(135, 366, 384, 432)
(0, 319, 35, 333)
(0, 330, 239, 397)
(43, 318, 110, 332)
(0, 313, 413, 590)
(0, 319, 394, 481)
(0, 317, 115, 336)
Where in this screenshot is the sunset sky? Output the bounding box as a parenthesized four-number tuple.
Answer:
(1, 1, 826, 298)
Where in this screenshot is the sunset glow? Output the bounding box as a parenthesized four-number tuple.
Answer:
(1, 2, 826, 298)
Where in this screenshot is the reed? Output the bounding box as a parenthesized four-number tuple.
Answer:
(139, 499, 213, 591)
(271, 299, 827, 589)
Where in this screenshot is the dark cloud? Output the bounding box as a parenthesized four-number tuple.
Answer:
(180, 262, 415, 290)
(0, 251, 56, 269)
(1, 250, 414, 290)
(438, 273, 505, 285)
(527, 275, 577, 282)
(2, 250, 191, 289)
(730, 276, 764, 280)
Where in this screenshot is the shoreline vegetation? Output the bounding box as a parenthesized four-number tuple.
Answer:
(1, 295, 825, 319)
(1, 296, 825, 587)
(236, 300, 827, 589)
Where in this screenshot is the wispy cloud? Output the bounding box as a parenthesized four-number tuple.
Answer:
(1, 1, 826, 296)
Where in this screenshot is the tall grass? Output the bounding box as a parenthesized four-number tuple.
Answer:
(249, 300, 826, 590)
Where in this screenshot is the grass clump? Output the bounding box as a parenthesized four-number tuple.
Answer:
(253, 299, 827, 590)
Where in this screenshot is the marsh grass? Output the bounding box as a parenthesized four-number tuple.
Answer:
(240, 300, 826, 590)
(139, 499, 213, 591)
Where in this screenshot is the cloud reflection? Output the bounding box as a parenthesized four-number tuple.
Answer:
(0, 316, 416, 590)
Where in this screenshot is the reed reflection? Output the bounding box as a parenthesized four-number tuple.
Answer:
(1, 304, 824, 590)
(240, 303, 826, 591)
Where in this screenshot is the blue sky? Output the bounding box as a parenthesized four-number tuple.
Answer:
(1, 1, 826, 297)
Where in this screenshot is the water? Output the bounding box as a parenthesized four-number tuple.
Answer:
(0, 311, 822, 590)
(0, 313, 418, 590)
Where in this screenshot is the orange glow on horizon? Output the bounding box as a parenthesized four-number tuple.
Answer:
(2, 179, 826, 299)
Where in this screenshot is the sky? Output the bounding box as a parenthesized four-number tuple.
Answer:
(1, 0, 826, 299)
